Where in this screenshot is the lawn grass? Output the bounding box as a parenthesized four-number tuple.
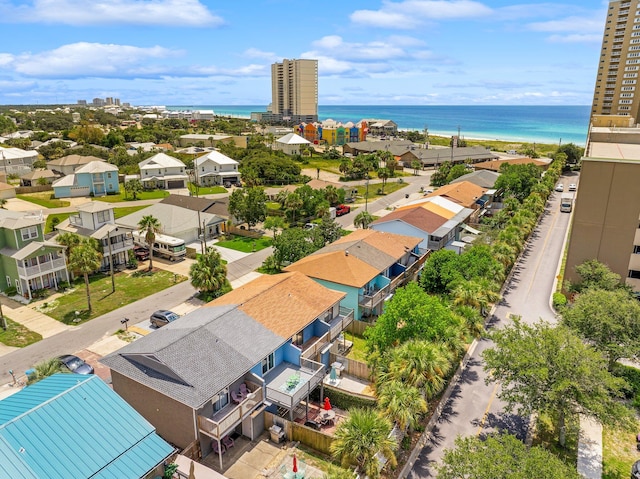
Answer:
(188, 183, 227, 195)
(43, 270, 187, 324)
(215, 235, 272, 253)
(345, 332, 368, 363)
(0, 318, 42, 347)
(531, 413, 579, 468)
(44, 213, 71, 233)
(352, 179, 408, 201)
(17, 193, 70, 208)
(94, 186, 170, 203)
(602, 420, 640, 479)
(113, 205, 150, 219)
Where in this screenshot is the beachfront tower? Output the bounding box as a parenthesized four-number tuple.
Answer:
(591, 0, 640, 121)
(271, 59, 318, 123)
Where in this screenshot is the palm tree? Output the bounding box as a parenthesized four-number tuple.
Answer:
(354, 210, 374, 229)
(27, 357, 69, 385)
(377, 168, 389, 192)
(124, 178, 143, 200)
(451, 278, 500, 316)
(56, 231, 82, 278)
(324, 186, 340, 206)
(331, 408, 397, 479)
(284, 192, 303, 226)
(68, 239, 102, 312)
(138, 215, 161, 271)
(190, 247, 228, 299)
(377, 380, 427, 432)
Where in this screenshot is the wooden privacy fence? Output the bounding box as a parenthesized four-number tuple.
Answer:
(329, 352, 371, 381)
(225, 225, 262, 239)
(346, 320, 371, 336)
(15, 185, 53, 194)
(265, 411, 334, 455)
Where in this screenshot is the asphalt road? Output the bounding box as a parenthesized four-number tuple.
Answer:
(408, 173, 576, 478)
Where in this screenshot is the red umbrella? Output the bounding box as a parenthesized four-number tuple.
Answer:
(324, 397, 331, 410)
(293, 454, 298, 473)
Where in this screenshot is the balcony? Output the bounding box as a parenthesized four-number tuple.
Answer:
(264, 358, 325, 415)
(198, 383, 263, 440)
(69, 215, 83, 226)
(18, 257, 67, 278)
(300, 308, 355, 361)
(106, 238, 134, 254)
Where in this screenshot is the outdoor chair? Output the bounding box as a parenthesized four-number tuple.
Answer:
(222, 435, 235, 449)
(212, 440, 226, 456)
(239, 383, 248, 398)
(231, 390, 243, 404)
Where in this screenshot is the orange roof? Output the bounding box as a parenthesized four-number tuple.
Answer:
(396, 199, 457, 219)
(206, 271, 344, 339)
(424, 181, 487, 208)
(333, 229, 420, 261)
(286, 251, 380, 288)
(371, 207, 448, 233)
(473, 157, 548, 171)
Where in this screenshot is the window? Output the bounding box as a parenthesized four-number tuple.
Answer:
(634, 245, 640, 254)
(629, 269, 640, 279)
(212, 390, 229, 412)
(97, 210, 109, 223)
(261, 353, 275, 374)
(6, 276, 10, 287)
(21, 226, 38, 241)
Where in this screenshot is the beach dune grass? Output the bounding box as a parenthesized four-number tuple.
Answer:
(48, 270, 187, 324)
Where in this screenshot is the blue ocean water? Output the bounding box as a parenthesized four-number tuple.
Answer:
(167, 105, 590, 146)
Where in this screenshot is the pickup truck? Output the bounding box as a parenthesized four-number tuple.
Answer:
(335, 204, 351, 216)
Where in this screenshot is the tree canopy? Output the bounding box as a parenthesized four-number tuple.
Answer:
(190, 247, 230, 300)
(437, 433, 581, 479)
(228, 187, 268, 229)
(494, 163, 543, 202)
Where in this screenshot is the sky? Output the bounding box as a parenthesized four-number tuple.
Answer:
(0, 0, 609, 106)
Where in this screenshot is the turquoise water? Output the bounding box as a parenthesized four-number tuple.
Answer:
(167, 105, 590, 146)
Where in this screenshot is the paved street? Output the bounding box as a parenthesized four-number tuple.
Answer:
(408, 173, 576, 478)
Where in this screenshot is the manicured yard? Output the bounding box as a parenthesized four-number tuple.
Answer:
(44, 213, 71, 233)
(602, 421, 640, 479)
(94, 186, 169, 203)
(17, 193, 70, 208)
(352, 180, 408, 200)
(42, 270, 187, 324)
(0, 318, 42, 347)
(215, 235, 272, 253)
(188, 183, 227, 195)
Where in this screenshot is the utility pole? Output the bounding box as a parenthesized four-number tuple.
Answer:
(365, 176, 370, 212)
(107, 227, 118, 293)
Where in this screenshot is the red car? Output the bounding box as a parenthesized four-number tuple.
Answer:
(335, 204, 351, 216)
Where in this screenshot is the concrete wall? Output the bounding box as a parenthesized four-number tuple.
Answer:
(110, 371, 196, 449)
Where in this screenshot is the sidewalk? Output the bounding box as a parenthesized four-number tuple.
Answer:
(2, 295, 71, 338)
(577, 415, 603, 479)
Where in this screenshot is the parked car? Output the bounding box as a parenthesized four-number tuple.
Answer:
(555, 183, 564, 192)
(150, 310, 180, 328)
(568, 183, 577, 191)
(134, 246, 149, 261)
(58, 354, 94, 375)
(335, 204, 351, 216)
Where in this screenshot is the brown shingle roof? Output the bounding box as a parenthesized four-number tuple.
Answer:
(206, 272, 345, 339)
(424, 181, 487, 208)
(371, 207, 448, 233)
(473, 157, 549, 171)
(160, 194, 229, 217)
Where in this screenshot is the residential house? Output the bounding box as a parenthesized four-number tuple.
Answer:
(285, 229, 427, 319)
(116, 202, 225, 243)
(472, 157, 550, 172)
(55, 202, 134, 270)
(138, 153, 188, 189)
(450, 169, 500, 189)
(274, 132, 311, 156)
(0, 374, 174, 479)
(160, 194, 230, 221)
(399, 146, 499, 169)
(52, 161, 119, 198)
(20, 169, 58, 186)
(46, 154, 105, 176)
(0, 210, 69, 300)
(361, 119, 398, 136)
(342, 139, 414, 157)
(101, 272, 352, 467)
(0, 147, 38, 175)
(424, 181, 490, 222)
(193, 151, 240, 186)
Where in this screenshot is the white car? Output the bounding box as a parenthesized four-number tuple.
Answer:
(568, 183, 577, 191)
(555, 184, 564, 192)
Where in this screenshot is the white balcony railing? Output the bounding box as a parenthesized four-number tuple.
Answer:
(18, 258, 67, 278)
(198, 385, 263, 440)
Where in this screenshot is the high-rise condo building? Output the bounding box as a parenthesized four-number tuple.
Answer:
(271, 59, 318, 123)
(591, 0, 640, 120)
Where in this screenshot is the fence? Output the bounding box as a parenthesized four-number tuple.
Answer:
(15, 185, 53, 194)
(346, 320, 371, 336)
(225, 225, 262, 239)
(329, 352, 371, 381)
(265, 411, 334, 455)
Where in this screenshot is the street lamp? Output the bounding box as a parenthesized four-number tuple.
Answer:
(107, 226, 118, 293)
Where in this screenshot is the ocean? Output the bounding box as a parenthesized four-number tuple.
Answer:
(166, 105, 590, 146)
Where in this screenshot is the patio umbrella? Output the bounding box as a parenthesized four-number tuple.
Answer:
(293, 454, 298, 473)
(324, 397, 331, 410)
(329, 366, 337, 382)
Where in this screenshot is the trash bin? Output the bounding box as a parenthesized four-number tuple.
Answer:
(269, 424, 285, 443)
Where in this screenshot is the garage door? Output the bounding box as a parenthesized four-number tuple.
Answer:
(70, 186, 90, 197)
(167, 180, 184, 189)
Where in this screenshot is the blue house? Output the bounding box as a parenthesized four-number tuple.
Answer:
(52, 160, 119, 198)
(285, 229, 428, 320)
(0, 374, 174, 479)
(101, 271, 353, 469)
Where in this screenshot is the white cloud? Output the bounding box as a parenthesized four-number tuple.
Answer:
(7, 43, 178, 77)
(548, 33, 602, 44)
(528, 16, 603, 33)
(349, 10, 419, 29)
(0, 0, 223, 26)
(243, 48, 279, 61)
(307, 35, 419, 62)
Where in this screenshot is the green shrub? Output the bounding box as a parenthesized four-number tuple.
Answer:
(552, 292, 567, 309)
(4, 286, 17, 296)
(310, 384, 377, 411)
(612, 363, 640, 400)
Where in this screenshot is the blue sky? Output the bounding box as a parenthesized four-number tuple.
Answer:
(0, 0, 607, 106)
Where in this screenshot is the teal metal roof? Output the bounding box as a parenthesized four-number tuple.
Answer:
(0, 374, 174, 478)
